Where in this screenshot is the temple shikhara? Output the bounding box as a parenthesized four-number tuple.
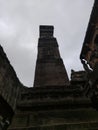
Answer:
(0, 0, 98, 130)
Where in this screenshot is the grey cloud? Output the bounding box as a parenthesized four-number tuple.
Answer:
(0, 0, 94, 86)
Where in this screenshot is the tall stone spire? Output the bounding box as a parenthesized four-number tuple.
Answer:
(34, 25, 69, 87)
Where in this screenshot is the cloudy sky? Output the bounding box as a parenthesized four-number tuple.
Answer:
(0, 0, 94, 87)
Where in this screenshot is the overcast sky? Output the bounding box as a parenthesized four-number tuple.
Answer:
(0, 0, 94, 87)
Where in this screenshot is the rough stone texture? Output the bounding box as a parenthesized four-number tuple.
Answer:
(71, 70, 87, 82)
(80, 0, 98, 70)
(0, 45, 22, 129)
(0, 45, 21, 110)
(70, 70, 87, 88)
(9, 108, 98, 130)
(0, 1, 98, 130)
(8, 90, 98, 130)
(9, 26, 98, 130)
(34, 25, 69, 87)
(80, 0, 98, 108)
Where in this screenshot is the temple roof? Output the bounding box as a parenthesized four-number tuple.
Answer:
(80, 0, 98, 60)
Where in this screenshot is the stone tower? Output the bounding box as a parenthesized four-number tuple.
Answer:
(0, 1, 97, 129)
(34, 25, 69, 87)
(7, 24, 98, 130)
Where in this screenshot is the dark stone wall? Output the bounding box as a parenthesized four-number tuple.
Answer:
(9, 103, 98, 130)
(80, 0, 98, 70)
(0, 45, 22, 119)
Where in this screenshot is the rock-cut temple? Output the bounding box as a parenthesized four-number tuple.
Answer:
(0, 0, 98, 130)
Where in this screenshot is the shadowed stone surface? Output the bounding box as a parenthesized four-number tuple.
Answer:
(0, 1, 98, 130)
(34, 25, 69, 87)
(0, 45, 22, 129)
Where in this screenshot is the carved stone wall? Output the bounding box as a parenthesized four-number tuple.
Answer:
(80, 0, 98, 70)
